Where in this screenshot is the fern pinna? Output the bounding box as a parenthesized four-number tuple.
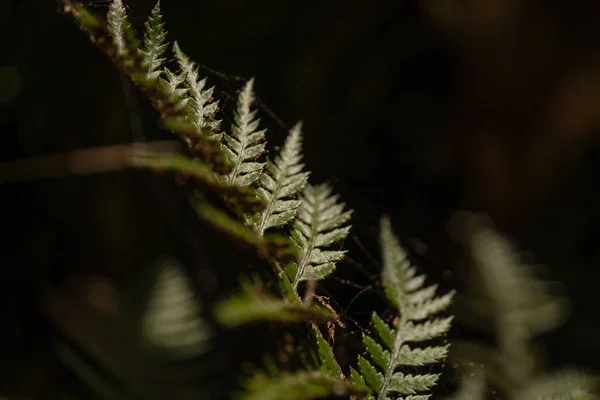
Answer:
(352, 217, 454, 400)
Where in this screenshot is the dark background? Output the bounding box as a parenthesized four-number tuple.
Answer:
(1, 0, 600, 398)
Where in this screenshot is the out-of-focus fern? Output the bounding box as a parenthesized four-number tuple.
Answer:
(353, 217, 454, 400)
(449, 212, 598, 399)
(223, 78, 266, 186)
(141, 259, 211, 359)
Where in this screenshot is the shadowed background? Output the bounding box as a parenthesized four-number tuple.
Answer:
(1, 0, 600, 397)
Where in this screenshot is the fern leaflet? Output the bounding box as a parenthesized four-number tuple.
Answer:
(254, 122, 309, 236)
(139, 1, 168, 81)
(356, 217, 454, 400)
(173, 42, 221, 133)
(288, 183, 352, 289)
(223, 78, 267, 186)
(107, 0, 128, 55)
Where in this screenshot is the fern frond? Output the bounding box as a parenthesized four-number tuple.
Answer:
(255, 122, 309, 236)
(287, 183, 352, 289)
(214, 278, 335, 328)
(173, 42, 221, 133)
(356, 217, 454, 400)
(107, 0, 129, 55)
(224, 78, 267, 186)
(142, 259, 211, 359)
(139, 1, 168, 81)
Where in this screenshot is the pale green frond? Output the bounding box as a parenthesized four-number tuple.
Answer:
(141, 259, 211, 359)
(255, 122, 309, 236)
(356, 217, 453, 400)
(223, 78, 267, 186)
(290, 183, 352, 289)
(173, 41, 221, 132)
(453, 213, 575, 393)
(139, 1, 168, 80)
(107, 0, 129, 54)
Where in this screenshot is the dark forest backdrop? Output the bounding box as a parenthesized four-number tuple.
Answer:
(1, 0, 600, 397)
